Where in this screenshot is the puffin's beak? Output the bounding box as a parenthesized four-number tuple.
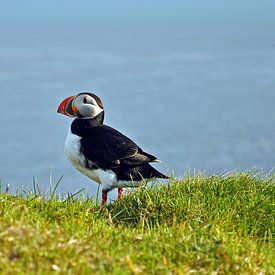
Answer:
(57, 95, 76, 117)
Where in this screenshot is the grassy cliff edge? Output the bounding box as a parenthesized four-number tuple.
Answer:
(0, 173, 274, 274)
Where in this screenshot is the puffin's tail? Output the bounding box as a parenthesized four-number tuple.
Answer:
(133, 163, 169, 180)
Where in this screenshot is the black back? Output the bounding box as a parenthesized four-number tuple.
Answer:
(71, 114, 168, 182)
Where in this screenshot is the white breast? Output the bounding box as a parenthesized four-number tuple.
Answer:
(64, 130, 117, 188)
(64, 130, 86, 168)
(64, 129, 141, 191)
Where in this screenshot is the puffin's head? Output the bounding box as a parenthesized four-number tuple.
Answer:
(57, 92, 104, 119)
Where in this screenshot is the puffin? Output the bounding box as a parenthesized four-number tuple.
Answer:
(57, 92, 168, 206)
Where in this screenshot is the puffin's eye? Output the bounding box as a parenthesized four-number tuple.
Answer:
(83, 97, 88, 104)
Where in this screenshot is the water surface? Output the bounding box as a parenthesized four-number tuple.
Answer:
(0, 2, 274, 197)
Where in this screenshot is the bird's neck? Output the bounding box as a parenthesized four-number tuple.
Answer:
(71, 111, 104, 136)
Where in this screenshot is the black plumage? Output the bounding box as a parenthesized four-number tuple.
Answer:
(71, 114, 168, 184)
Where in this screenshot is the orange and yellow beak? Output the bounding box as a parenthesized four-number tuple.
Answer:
(57, 95, 76, 117)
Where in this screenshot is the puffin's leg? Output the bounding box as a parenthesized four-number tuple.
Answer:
(102, 190, 108, 206)
(118, 187, 123, 201)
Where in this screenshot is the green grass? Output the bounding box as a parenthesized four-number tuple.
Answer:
(0, 173, 274, 274)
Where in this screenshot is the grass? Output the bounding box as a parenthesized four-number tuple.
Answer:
(0, 173, 274, 274)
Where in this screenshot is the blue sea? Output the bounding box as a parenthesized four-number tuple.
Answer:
(0, 1, 274, 197)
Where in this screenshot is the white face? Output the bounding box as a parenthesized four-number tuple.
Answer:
(73, 94, 104, 119)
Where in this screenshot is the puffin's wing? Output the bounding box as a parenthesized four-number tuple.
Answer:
(81, 125, 158, 168)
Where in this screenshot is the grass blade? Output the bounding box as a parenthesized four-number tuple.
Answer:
(49, 175, 64, 201)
